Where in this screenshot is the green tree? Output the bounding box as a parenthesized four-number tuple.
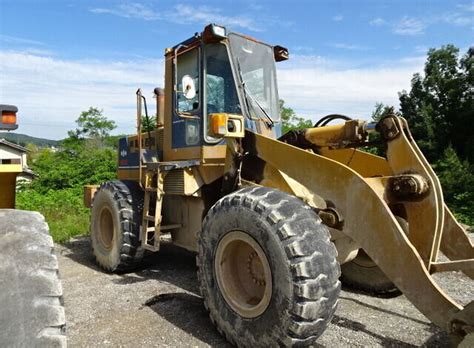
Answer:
(280, 100, 312, 133)
(23, 107, 118, 194)
(66, 107, 116, 145)
(371, 102, 397, 122)
(25, 143, 39, 164)
(433, 147, 474, 225)
(141, 115, 156, 132)
(399, 45, 473, 163)
(395, 45, 474, 224)
(362, 103, 397, 155)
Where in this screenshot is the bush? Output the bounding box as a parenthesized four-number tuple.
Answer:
(16, 187, 90, 243)
(18, 143, 117, 243)
(17, 107, 119, 242)
(433, 147, 474, 226)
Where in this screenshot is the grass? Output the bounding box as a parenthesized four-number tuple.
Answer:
(16, 187, 90, 243)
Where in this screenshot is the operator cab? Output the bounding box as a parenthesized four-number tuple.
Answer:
(118, 24, 289, 177)
(168, 24, 288, 153)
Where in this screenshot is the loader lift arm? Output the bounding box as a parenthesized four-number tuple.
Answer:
(236, 115, 473, 342)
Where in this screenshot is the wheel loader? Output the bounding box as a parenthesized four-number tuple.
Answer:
(0, 105, 66, 346)
(84, 24, 473, 346)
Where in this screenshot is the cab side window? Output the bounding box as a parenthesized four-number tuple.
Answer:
(176, 48, 200, 114)
(205, 44, 240, 115)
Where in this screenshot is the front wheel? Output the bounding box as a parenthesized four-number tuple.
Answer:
(197, 187, 341, 347)
(91, 180, 144, 272)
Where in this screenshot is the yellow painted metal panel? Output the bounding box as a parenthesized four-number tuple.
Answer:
(319, 148, 392, 177)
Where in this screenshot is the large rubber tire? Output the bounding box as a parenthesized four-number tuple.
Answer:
(340, 250, 400, 296)
(0, 210, 66, 347)
(91, 180, 144, 272)
(340, 217, 408, 296)
(197, 187, 341, 347)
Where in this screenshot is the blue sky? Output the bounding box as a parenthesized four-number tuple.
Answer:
(1, 0, 473, 139)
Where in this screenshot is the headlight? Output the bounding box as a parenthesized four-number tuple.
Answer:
(211, 24, 226, 38)
(203, 24, 227, 43)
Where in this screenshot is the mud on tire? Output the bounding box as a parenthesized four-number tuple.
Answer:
(197, 187, 341, 347)
(91, 180, 144, 272)
(0, 210, 66, 347)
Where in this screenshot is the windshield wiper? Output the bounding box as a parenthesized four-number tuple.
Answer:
(235, 57, 274, 128)
(243, 85, 274, 127)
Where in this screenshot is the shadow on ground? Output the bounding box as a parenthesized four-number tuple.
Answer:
(62, 237, 229, 346)
(61, 237, 451, 347)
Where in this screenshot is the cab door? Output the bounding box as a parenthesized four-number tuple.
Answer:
(171, 46, 202, 151)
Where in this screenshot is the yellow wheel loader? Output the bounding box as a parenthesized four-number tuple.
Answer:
(84, 24, 473, 346)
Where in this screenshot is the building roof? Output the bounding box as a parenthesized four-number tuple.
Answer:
(19, 167, 38, 179)
(0, 138, 28, 153)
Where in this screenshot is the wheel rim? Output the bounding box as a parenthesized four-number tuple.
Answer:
(352, 249, 377, 268)
(98, 206, 115, 250)
(215, 231, 272, 318)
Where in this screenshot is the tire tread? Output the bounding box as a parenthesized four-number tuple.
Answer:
(197, 187, 341, 347)
(91, 180, 144, 272)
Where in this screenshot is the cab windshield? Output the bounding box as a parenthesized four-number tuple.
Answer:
(228, 33, 280, 122)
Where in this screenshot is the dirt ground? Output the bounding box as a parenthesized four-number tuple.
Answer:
(57, 237, 473, 347)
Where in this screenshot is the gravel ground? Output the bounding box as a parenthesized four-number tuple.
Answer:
(57, 237, 473, 347)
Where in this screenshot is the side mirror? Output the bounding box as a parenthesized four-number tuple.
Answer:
(274, 45, 289, 62)
(182, 75, 196, 99)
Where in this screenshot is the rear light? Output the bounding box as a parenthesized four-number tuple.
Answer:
(0, 105, 19, 130)
(2, 112, 17, 124)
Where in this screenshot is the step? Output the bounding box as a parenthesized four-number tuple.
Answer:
(142, 244, 160, 252)
(145, 224, 181, 232)
(143, 215, 155, 222)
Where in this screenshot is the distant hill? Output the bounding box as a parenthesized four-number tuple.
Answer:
(0, 132, 60, 147)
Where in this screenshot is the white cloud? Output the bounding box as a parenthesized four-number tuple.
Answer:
(0, 34, 44, 46)
(369, 18, 386, 26)
(389, 8, 473, 37)
(292, 46, 315, 53)
(443, 12, 474, 27)
(330, 43, 370, 51)
(0, 50, 164, 138)
(90, 3, 160, 21)
(89, 3, 262, 31)
(457, 3, 474, 12)
(332, 15, 343, 21)
(277, 56, 423, 120)
(173, 4, 262, 31)
(393, 17, 427, 36)
(414, 45, 428, 54)
(0, 49, 424, 139)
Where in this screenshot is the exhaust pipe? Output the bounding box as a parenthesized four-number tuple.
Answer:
(154, 87, 165, 128)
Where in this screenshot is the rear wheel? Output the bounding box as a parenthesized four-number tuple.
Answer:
(198, 187, 341, 346)
(340, 249, 400, 296)
(341, 217, 408, 296)
(91, 180, 144, 272)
